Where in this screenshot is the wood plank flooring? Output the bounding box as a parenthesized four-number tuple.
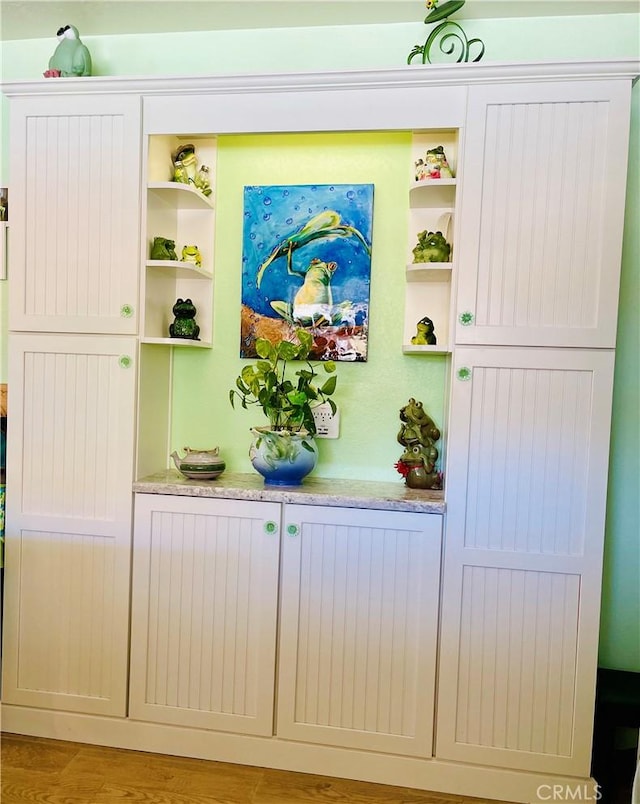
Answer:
(1, 733, 518, 804)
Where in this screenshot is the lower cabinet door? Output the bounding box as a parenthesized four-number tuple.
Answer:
(277, 504, 442, 757)
(2, 333, 138, 716)
(437, 346, 616, 776)
(129, 494, 281, 736)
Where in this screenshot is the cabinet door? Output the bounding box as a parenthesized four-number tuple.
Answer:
(455, 81, 631, 348)
(129, 494, 281, 736)
(2, 333, 137, 716)
(9, 95, 141, 334)
(437, 346, 615, 775)
(278, 504, 442, 757)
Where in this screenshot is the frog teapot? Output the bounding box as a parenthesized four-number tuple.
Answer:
(170, 446, 225, 480)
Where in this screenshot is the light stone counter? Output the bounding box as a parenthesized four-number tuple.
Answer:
(134, 470, 445, 514)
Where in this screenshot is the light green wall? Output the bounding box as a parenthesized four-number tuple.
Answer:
(171, 131, 447, 482)
(1, 13, 638, 671)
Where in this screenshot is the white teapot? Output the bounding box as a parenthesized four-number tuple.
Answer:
(171, 446, 225, 480)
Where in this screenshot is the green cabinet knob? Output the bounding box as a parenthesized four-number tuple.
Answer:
(457, 366, 472, 382)
(286, 523, 299, 537)
(458, 311, 474, 326)
(118, 355, 132, 369)
(120, 304, 134, 318)
(264, 521, 277, 535)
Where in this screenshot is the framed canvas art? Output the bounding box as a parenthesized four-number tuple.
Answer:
(241, 183, 374, 361)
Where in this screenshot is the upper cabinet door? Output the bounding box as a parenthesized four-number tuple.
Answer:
(9, 95, 141, 334)
(455, 81, 631, 348)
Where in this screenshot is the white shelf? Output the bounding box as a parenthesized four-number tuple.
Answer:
(148, 182, 215, 209)
(412, 178, 457, 190)
(409, 185, 456, 209)
(406, 263, 452, 282)
(141, 337, 212, 348)
(402, 344, 451, 355)
(146, 260, 213, 279)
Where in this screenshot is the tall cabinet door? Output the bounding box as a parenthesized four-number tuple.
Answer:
(455, 81, 631, 348)
(437, 346, 615, 776)
(278, 504, 442, 757)
(9, 95, 141, 334)
(2, 333, 138, 716)
(129, 494, 281, 736)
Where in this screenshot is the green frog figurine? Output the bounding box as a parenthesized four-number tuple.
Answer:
(411, 316, 437, 345)
(412, 230, 451, 264)
(181, 245, 202, 267)
(46, 25, 92, 77)
(395, 398, 441, 489)
(169, 298, 200, 341)
(150, 237, 178, 261)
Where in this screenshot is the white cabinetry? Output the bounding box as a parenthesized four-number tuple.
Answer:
(438, 78, 632, 778)
(130, 495, 442, 752)
(278, 504, 442, 757)
(2, 93, 142, 717)
(438, 347, 615, 775)
(2, 333, 137, 715)
(8, 95, 141, 334)
(455, 81, 631, 348)
(129, 494, 280, 735)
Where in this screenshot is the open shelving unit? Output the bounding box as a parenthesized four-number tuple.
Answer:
(403, 130, 459, 355)
(141, 135, 217, 347)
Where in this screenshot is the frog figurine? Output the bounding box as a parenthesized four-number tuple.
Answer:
(423, 145, 453, 179)
(45, 24, 92, 77)
(169, 298, 200, 341)
(181, 245, 202, 267)
(412, 230, 451, 263)
(411, 316, 437, 345)
(150, 237, 178, 261)
(395, 397, 441, 489)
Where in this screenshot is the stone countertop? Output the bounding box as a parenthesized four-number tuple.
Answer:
(134, 470, 445, 514)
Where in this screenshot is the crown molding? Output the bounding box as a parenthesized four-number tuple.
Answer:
(2, 59, 639, 98)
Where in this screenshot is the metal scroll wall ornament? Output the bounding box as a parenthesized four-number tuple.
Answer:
(408, 0, 485, 65)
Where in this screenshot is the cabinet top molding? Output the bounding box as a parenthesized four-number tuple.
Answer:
(2, 59, 639, 97)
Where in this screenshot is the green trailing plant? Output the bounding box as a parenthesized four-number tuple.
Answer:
(229, 330, 337, 437)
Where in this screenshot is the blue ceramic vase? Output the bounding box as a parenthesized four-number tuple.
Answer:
(249, 427, 318, 486)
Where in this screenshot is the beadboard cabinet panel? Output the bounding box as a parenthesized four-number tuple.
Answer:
(277, 504, 442, 757)
(9, 95, 141, 334)
(455, 81, 631, 348)
(2, 333, 137, 715)
(129, 494, 281, 736)
(437, 346, 616, 775)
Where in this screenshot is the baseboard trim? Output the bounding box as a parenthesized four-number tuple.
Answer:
(0, 704, 599, 803)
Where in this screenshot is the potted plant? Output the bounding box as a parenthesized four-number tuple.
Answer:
(229, 330, 337, 486)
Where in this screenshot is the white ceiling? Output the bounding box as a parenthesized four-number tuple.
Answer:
(1, 0, 638, 41)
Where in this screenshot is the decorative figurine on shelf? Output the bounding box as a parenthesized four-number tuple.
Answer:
(150, 237, 178, 261)
(194, 165, 213, 197)
(169, 298, 200, 341)
(44, 24, 92, 77)
(415, 146, 453, 181)
(171, 144, 212, 196)
(395, 398, 442, 490)
(425, 145, 453, 179)
(172, 144, 198, 184)
(408, 0, 485, 65)
(411, 316, 437, 345)
(172, 160, 189, 184)
(412, 229, 451, 263)
(181, 245, 202, 267)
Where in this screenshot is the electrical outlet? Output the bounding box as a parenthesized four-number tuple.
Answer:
(312, 402, 340, 439)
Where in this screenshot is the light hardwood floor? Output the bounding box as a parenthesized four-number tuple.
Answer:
(1, 733, 517, 804)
